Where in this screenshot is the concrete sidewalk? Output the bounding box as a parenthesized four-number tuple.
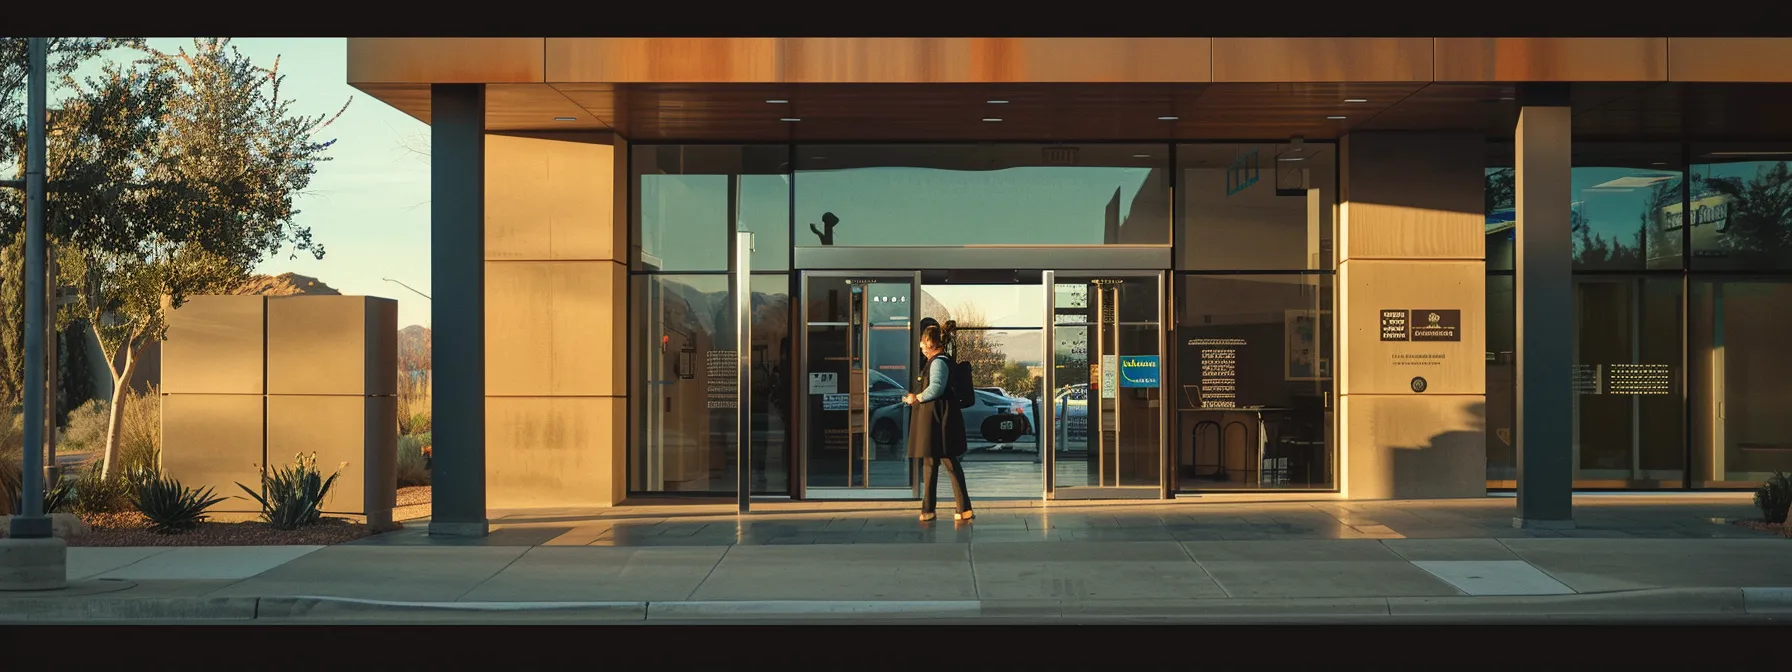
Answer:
(3, 495, 1788, 623)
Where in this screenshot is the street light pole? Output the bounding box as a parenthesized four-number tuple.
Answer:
(1, 38, 66, 593)
(382, 277, 431, 301)
(11, 37, 51, 540)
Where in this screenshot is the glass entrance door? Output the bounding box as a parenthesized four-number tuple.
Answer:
(1043, 271, 1167, 499)
(799, 272, 921, 499)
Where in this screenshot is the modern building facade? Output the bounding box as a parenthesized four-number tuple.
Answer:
(345, 37, 1792, 535)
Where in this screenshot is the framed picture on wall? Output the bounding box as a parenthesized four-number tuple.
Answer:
(1284, 309, 1331, 381)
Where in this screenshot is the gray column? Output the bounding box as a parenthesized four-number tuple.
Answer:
(428, 84, 488, 537)
(1513, 84, 1576, 529)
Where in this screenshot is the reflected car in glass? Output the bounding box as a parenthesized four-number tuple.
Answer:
(869, 381, 1037, 447)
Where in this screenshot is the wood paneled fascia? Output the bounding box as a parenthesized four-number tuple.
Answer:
(1434, 38, 1667, 82)
(1667, 38, 1792, 82)
(547, 38, 782, 83)
(348, 38, 544, 84)
(1213, 38, 1433, 83)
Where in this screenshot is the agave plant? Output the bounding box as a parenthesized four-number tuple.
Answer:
(1756, 471, 1791, 525)
(130, 475, 226, 534)
(4, 473, 78, 516)
(237, 453, 342, 530)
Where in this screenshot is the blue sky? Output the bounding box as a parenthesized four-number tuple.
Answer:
(75, 38, 433, 326)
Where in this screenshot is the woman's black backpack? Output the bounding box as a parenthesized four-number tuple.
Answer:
(946, 355, 976, 409)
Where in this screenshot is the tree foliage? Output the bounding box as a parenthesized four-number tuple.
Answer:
(0, 38, 350, 477)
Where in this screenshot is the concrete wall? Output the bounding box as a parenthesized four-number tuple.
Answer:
(161, 295, 398, 524)
(482, 131, 628, 508)
(1337, 132, 1488, 500)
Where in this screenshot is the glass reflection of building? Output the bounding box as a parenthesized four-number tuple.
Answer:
(1484, 142, 1792, 490)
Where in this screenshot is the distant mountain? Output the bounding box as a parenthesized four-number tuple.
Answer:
(233, 272, 341, 296)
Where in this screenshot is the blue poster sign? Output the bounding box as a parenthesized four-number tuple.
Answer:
(1118, 356, 1159, 388)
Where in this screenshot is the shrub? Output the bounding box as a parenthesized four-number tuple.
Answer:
(40, 477, 74, 514)
(238, 453, 342, 530)
(60, 399, 110, 457)
(397, 377, 431, 435)
(72, 461, 136, 515)
(397, 433, 431, 487)
(1756, 471, 1792, 525)
(131, 474, 225, 534)
(116, 385, 161, 474)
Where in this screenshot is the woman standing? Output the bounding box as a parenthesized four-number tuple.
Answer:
(904, 323, 974, 522)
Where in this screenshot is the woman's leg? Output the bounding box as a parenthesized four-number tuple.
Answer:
(921, 458, 940, 514)
(940, 457, 972, 512)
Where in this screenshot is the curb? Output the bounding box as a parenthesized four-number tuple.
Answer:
(2, 588, 1788, 622)
(1743, 587, 1792, 614)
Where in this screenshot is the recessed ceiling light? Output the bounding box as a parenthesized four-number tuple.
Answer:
(1278, 156, 1306, 162)
(767, 99, 789, 104)
(1158, 115, 1179, 121)
(1327, 115, 1347, 120)
(983, 118, 1002, 122)
(780, 117, 801, 122)
(1344, 98, 1368, 103)
(987, 99, 1008, 104)
(554, 117, 576, 121)
(1133, 154, 1152, 158)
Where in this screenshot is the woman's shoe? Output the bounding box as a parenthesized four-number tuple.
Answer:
(919, 512, 936, 522)
(954, 510, 975, 521)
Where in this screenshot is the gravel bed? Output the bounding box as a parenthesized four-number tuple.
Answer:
(32, 511, 373, 547)
(1733, 520, 1791, 538)
(394, 485, 431, 521)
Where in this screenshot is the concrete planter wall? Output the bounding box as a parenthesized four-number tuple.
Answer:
(161, 295, 399, 529)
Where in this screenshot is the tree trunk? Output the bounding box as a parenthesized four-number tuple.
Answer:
(98, 335, 146, 480)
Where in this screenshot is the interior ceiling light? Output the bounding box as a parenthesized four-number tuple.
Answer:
(767, 99, 788, 104)
(1278, 156, 1305, 161)
(1158, 115, 1179, 121)
(987, 99, 1008, 104)
(983, 117, 1002, 122)
(780, 117, 800, 122)
(554, 117, 576, 121)
(1327, 115, 1347, 120)
(1133, 154, 1151, 158)
(1344, 98, 1367, 103)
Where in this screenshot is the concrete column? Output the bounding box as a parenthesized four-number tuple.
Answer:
(429, 84, 488, 537)
(1513, 85, 1575, 528)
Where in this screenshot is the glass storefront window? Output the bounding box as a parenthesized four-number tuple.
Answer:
(1689, 144, 1792, 271)
(632, 144, 791, 272)
(791, 144, 1170, 247)
(1485, 142, 1685, 272)
(1692, 278, 1792, 487)
(1485, 274, 1515, 482)
(1176, 273, 1335, 490)
(1177, 143, 1336, 271)
(1571, 277, 1684, 487)
(630, 273, 792, 494)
